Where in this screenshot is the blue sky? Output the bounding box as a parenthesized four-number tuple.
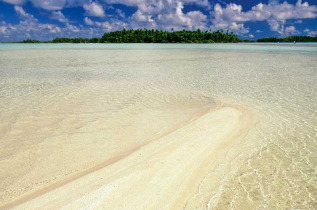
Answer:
(0, 0, 316, 41)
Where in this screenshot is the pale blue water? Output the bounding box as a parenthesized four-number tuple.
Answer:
(0, 43, 316, 55)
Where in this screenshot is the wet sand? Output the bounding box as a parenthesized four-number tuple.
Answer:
(0, 48, 316, 209)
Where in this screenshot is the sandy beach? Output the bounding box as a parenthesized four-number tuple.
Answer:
(0, 45, 316, 209)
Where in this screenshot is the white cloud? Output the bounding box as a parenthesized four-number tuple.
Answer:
(247, 0, 317, 21)
(1, 0, 90, 10)
(2, 0, 25, 4)
(83, 2, 105, 17)
(65, 23, 80, 32)
(185, 10, 207, 29)
(304, 28, 317, 36)
(1, 0, 317, 41)
(95, 0, 210, 30)
(229, 22, 247, 32)
(116, 9, 125, 18)
(285, 26, 298, 35)
(83, 16, 127, 32)
(0, 25, 9, 35)
(130, 1, 207, 30)
(1, 2, 131, 42)
(95, 21, 112, 29)
(210, 0, 317, 35)
(50, 11, 68, 23)
(28, 0, 67, 10)
(267, 19, 285, 34)
(210, 3, 249, 34)
(84, 17, 94, 25)
(0, 6, 95, 42)
(14, 5, 27, 16)
(105, 0, 198, 9)
(132, 10, 151, 22)
(14, 5, 36, 22)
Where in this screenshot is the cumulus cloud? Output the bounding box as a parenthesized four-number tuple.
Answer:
(2, 0, 90, 10)
(14, 5, 36, 21)
(210, 0, 317, 35)
(1, 3, 123, 42)
(0, 5, 100, 41)
(210, 3, 249, 34)
(128, 1, 207, 30)
(84, 17, 94, 25)
(1, 0, 317, 41)
(28, 0, 67, 10)
(304, 28, 317, 36)
(105, 0, 211, 10)
(83, 2, 105, 17)
(0, 25, 9, 35)
(50, 11, 69, 23)
(84, 16, 127, 31)
(116, 9, 125, 18)
(132, 10, 152, 22)
(285, 25, 298, 35)
(14, 5, 28, 16)
(2, 0, 25, 4)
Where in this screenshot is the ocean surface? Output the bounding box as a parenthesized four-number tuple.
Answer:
(0, 43, 316, 209)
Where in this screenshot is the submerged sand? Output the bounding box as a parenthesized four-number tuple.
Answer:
(0, 48, 316, 209)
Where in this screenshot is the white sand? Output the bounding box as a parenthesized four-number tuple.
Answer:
(0, 48, 316, 209)
(4, 105, 256, 209)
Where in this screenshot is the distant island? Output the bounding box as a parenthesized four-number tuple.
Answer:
(257, 36, 317, 42)
(7, 29, 317, 43)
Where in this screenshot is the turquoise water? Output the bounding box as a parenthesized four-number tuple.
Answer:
(1, 43, 316, 54)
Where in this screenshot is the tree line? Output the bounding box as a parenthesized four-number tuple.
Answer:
(13, 29, 317, 43)
(17, 29, 240, 43)
(100, 28, 240, 43)
(257, 36, 317, 42)
(18, 37, 100, 43)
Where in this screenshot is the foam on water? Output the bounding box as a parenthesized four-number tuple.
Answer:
(0, 44, 316, 209)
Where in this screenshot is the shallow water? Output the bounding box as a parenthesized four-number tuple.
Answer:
(1, 42, 317, 55)
(0, 44, 316, 209)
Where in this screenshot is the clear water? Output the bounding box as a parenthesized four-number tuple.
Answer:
(0, 44, 316, 209)
(1, 43, 317, 55)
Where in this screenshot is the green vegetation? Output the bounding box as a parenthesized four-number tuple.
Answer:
(257, 36, 317, 42)
(240, 39, 256, 43)
(100, 29, 240, 43)
(15, 29, 240, 44)
(17, 37, 100, 43)
(10, 30, 317, 43)
(19, 39, 41, 43)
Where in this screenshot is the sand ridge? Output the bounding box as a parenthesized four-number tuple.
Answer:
(2, 103, 257, 209)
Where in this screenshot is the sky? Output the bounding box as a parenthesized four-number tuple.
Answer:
(0, 0, 316, 42)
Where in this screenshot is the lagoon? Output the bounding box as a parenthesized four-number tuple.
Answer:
(0, 43, 316, 209)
